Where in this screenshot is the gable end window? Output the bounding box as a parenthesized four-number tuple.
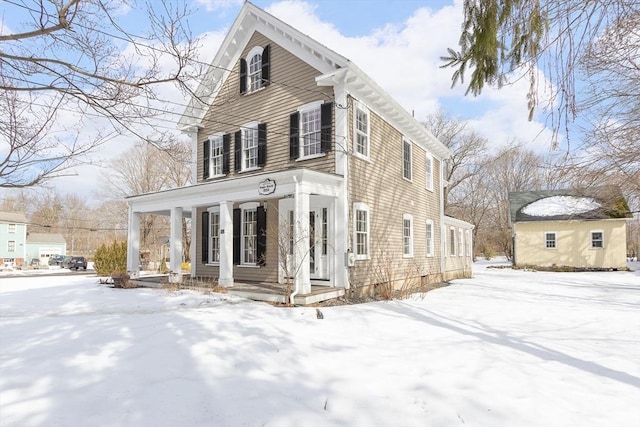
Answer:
(354, 103, 370, 160)
(289, 102, 333, 161)
(403, 139, 412, 181)
(240, 45, 271, 94)
(545, 232, 557, 249)
(591, 231, 604, 249)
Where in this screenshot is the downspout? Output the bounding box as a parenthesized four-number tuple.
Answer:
(439, 158, 446, 280)
(290, 175, 301, 305)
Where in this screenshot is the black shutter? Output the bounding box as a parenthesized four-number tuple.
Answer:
(239, 58, 247, 94)
(203, 140, 210, 180)
(222, 133, 230, 174)
(289, 112, 299, 160)
(233, 208, 241, 265)
(321, 102, 333, 153)
(257, 206, 267, 266)
(201, 211, 209, 263)
(257, 123, 267, 167)
(234, 130, 242, 172)
(261, 45, 270, 87)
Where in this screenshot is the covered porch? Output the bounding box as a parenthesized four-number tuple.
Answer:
(125, 168, 350, 302)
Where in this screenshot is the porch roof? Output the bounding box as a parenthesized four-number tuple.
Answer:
(126, 168, 344, 215)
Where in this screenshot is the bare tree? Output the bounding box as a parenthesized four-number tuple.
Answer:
(0, 0, 200, 188)
(422, 110, 487, 213)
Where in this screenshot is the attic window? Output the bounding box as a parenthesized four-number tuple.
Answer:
(240, 45, 271, 94)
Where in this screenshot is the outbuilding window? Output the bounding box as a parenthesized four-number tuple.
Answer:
(545, 232, 557, 249)
(591, 231, 604, 249)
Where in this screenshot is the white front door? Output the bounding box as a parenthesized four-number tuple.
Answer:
(309, 207, 329, 280)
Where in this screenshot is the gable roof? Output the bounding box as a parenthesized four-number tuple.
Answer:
(26, 233, 66, 244)
(509, 186, 632, 223)
(179, 2, 451, 160)
(0, 212, 27, 224)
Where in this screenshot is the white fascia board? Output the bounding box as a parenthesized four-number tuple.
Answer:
(444, 215, 475, 229)
(126, 169, 343, 214)
(320, 64, 452, 161)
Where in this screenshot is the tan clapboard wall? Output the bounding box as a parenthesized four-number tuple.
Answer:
(347, 95, 444, 288)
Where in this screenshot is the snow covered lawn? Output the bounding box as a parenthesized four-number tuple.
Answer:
(1, 262, 639, 427)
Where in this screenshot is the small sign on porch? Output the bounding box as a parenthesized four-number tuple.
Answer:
(258, 178, 276, 195)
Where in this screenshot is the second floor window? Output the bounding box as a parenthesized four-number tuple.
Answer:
(425, 153, 433, 191)
(203, 134, 229, 179)
(234, 123, 267, 172)
(8, 224, 16, 233)
(354, 104, 370, 159)
(290, 102, 333, 161)
(403, 139, 412, 180)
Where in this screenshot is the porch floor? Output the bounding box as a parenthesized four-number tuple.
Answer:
(130, 274, 345, 306)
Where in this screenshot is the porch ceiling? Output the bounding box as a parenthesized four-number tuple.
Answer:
(126, 168, 344, 214)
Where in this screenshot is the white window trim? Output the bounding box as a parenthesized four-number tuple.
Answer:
(7, 240, 16, 252)
(207, 132, 224, 179)
(425, 152, 434, 191)
(403, 138, 412, 182)
(241, 121, 260, 172)
(206, 207, 221, 265)
(297, 101, 325, 161)
(403, 214, 414, 258)
(545, 232, 557, 249)
(353, 101, 370, 161)
(245, 46, 264, 94)
(425, 219, 434, 257)
(353, 202, 371, 260)
(240, 202, 260, 266)
(590, 230, 605, 249)
(466, 229, 472, 257)
(458, 229, 464, 257)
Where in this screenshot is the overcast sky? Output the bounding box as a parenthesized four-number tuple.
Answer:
(2, 0, 557, 203)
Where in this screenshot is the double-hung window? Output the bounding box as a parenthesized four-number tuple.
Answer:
(425, 220, 434, 257)
(403, 214, 414, 257)
(209, 210, 220, 263)
(403, 139, 412, 180)
(466, 230, 472, 257)
(450, 227, 456, 256)
(243, 125, 258, 170)
(290, 101, 333, 161)
(458, 229, 464, 257)
(242, 205, 258, 265)
(545, 232, 557, 249)
(8, 224, 16, 233)
(353, 203, 370, 260)
(425, 152, 433, 191)
(8, 240, 15, 252)
(591, 231, 604, 249)
(354, 103, 370, 159)
(210, 134, 224, 177)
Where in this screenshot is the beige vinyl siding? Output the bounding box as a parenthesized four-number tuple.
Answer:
(347, 96, 443, 287)
(513, 219, 627, 269)
(196, 31, 335, 183)
(195, 200, 280, 283)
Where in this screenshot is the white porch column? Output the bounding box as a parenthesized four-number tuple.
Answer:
(294, 186, 311, 294)
(190, 207, 197, 278)
(127, 208, 140, 279)
(218, 201, 234, 287)
(169, 207, 183, 283)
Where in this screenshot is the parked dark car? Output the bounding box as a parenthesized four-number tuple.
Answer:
(62, 256, 88, 270)
(48, 254, 66, 266)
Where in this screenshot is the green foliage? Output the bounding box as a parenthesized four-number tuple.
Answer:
(93, 241, 127, 276)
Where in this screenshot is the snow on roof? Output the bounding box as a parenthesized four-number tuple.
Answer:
(522, 196, 601, 217)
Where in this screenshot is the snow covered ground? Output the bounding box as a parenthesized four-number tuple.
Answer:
(1, 261, 639, 427)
